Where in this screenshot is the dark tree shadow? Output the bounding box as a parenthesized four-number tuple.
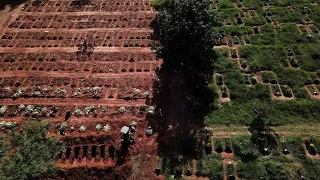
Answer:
(69, 0, 91, 9)
(148, 7, 218, 167)
(249, 107, 278, 155)
(150, 67, 215, 156)
(0, 0, 30, 10)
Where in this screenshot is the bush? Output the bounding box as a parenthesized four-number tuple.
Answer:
(276, 68, 312, 87)
(260, 24, 275, 33)
(224, 70, 270, 102)
(280, 23, 300, 33)
(196, 154, 223, 180)
(238, 159, 292, 180)
(294, 44, 320, 71)
(214, 137, 224, 153)
(213, 57, 237, 74)
(205, 99, 320, 126)
(1, 121, 65, 180)
(232, 135, 260, 159)
(237, 160, 267, 179)
(242, 0, 264, 9)
(293, 87, 310, 99)
(152, 0, 167, 10)
(217, 0, 235, 9)
(0, 136, 8, 159)
(240, 45, 285, 71)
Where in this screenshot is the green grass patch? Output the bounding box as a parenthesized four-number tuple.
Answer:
(196, 153, 223, 180)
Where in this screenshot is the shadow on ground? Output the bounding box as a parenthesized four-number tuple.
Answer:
(147, 12, 219, 176)
(0, 0, 29, 10)
(150, 68, 215, 156)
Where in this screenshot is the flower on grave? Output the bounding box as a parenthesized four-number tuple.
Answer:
(93, 87, 101, 94)
(0, 121, 18, 130)
(84, 87, 91, 94)
(59, 122, 68, 131)
(18, 104, 25, 110)
(133, 89, 141, 97)
(101, 106, 108, 112)
(74, 88, 82, 96)
(13, 88, 27, 99)
(35, 85, 41, 91)
(147, 106, 155, 116)
(103, 124, 111, 132)
(43, 86, 52, 93)
(0, 106, 8, 115)
(74, 108, 83, 117)
(143, 91, 149, 98)
(55, 88, 67, 96)
(33, 91, 41, 96)
(84, 105, 95, 115)
(5, 87, 12, 92)
(79, 125, 86, 133)
(129, 121, 137, 128)
(96, 124, 102, 131)
(119, 106, 126, 113)
(26, 105, 35, 115)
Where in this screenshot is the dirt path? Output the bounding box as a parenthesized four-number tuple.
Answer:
(0, 97, 147, 105)
(0, 70, 154, 78)
(18, 11, 155, 16)
(0, 47, 152, 53)
(2, 28, 153, 33)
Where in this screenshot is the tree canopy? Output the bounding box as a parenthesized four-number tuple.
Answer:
(155, 0, 217, 73)
(0, 121, 64, 180)
(249, 107, 277, 153)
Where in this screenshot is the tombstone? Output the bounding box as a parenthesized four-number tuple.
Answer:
(155, 167, 161, 176)
(174, 168, 182, 178)
(262, 147, 270, 156)
(228, 175, 235, 180)
(225, 146, 233, 153)
(186, 168, 192, 176)
(282, 141, 289, 155)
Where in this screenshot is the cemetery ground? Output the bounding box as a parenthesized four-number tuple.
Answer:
(0, 0, 320, 179)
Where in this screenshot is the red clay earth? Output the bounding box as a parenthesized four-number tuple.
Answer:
(0, 0, 161, 179)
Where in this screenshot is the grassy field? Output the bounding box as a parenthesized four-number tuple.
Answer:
(195, 1, 320, 179)
(205, 0, 320, 127)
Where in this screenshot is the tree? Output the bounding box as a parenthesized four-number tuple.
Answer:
(155, 0, 217, 73)
(249, 107, 277, 154)
(0, 121, 65, 180)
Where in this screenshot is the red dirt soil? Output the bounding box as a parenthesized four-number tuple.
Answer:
(0, 0, 161, 179)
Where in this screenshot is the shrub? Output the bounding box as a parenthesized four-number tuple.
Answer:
(293, 87, 310, 99)
(276, 68, 312, 87)
(218, 0, 235, 9)
(242, 0, 264, 9)
(1, 121, 65, 180)
(0, 136, 8, 159)
(152, 0, 167, 10)
(240, 45, 285, 71)
(260, 24, 275, 33)
(232, 135, 260, 159)
(237, 160, 267, 179)
(196, 154, 223, 180)
(214, 137, 224, 153)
